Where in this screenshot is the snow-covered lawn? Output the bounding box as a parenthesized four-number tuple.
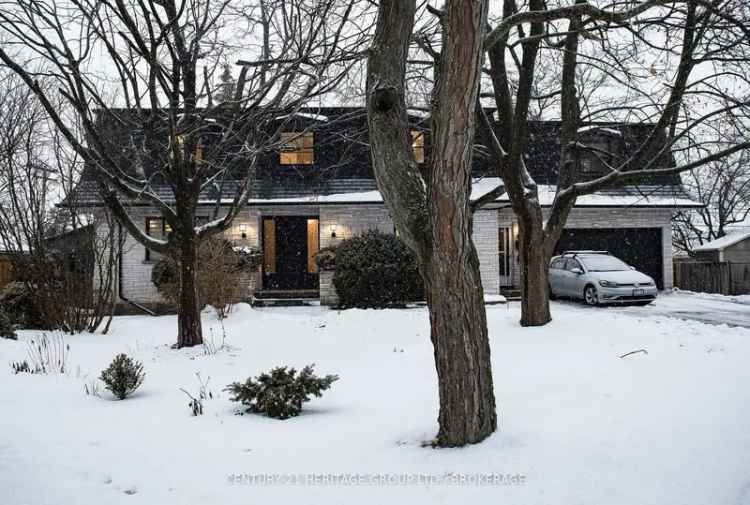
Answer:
(2, 302, 750, 505)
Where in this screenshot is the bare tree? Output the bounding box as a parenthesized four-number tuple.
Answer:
(0, 0, 366, 347)
(0, 70, 121, 333)
(478, 0, 750, 325)
(673, 130, 750, 253)
(367, 0, 497, 447)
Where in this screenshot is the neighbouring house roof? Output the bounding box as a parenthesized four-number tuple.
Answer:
(63, 107, 695, 209)
(693, 231, 750, 252)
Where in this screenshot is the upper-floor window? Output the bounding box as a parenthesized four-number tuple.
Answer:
(280, 132, 314, 165)
(580, 157, 595, 174)
(411, 130, 425, 164)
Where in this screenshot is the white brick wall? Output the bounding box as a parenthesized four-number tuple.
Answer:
(112, 207, 267, 306)
(318, 205, 394, 305)
(319, 205, 394, 249)
(109, 203, 676, 307)
(473, 210, 500, 295)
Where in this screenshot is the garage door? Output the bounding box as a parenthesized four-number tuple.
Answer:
(554, 228, 664, 289)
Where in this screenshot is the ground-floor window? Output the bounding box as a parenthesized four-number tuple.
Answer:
(144, 215, 209, 261)
(145, 217, 171, 262)
(498, 227, 512, 277)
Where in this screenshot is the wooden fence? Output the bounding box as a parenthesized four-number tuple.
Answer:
(0, 256, 13, 290)
(674, 261, 750, 296)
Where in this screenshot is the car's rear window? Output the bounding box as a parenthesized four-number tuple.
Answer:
(580, 255, 630, 272)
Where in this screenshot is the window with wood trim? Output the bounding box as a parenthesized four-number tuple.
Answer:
(411, 130, 425, 163)
(263, 219, 276, 273)
(307, 218, 319, 273)
(145, 217, 172, 262)
(280, 132, 314, 165)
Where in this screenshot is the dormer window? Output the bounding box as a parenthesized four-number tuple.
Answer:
(411, 130, 425, 164)
(280, 132, 314, 165)
(580, 157, 595, 174)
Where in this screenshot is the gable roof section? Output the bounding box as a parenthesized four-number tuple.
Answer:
(66, 107, 690, 208)
(693, 231, 750, 251)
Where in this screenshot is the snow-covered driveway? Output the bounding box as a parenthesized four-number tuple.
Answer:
(1, 301, 749, 505)
(559, 290, 750, 328)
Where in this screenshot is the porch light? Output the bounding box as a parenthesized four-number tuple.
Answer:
(512, 222, 519, 239)
(239, 223, 247, 240)
(330, 225, 338, 239)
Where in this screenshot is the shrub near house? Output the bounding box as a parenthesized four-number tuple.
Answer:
(332, 230, 423, 308)
(151, 238, 261, 317)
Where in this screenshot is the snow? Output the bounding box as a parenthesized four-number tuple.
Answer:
(2, 302, 750, 505)
(275, 112, 329, 122)
(484, 294, 507, 304)
(495, 183, 701, 208)
(693, 230, 750, 251)
(577, 125, 623, 136)
(212, 178, 699, 208)
(669, 288, 750, 306)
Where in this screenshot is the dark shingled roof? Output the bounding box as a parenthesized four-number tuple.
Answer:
(66, 107, 683, 206)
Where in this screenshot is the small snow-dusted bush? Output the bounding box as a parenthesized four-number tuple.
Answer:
(225, 365, 338, 420)
(180, 372, 213, 416)
(0, 306, 16, 340)
(314, 246, 337, 271)
(26, 333, 69, 374)
(84, 378, 102, 397)
(333, 230, 423, 308)
(100, 354, 145, 400)
(11, 360, 34, 374)
(234, 246, 263, 271)
(202, 322, 227, 356)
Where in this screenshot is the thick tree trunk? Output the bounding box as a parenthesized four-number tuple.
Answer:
(177, 238, 203, 348)
(424, 244, 497, 446)
(518, 217, 552, 326)
(366, 0, 496, 447)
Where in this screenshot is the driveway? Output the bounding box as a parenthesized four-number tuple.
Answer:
(556, 291, 750, 329)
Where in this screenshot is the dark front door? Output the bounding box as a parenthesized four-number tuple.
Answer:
(554, 228, 664, 289)
(262, 216, 319, 290)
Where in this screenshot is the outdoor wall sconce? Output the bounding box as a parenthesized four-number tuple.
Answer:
(239, 223, 247, 239)
(330, 225, 338, 239)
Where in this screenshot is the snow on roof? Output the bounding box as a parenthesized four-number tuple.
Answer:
(577, 125, 623, 136)
(199, 178, 700, 208)
(275, 112, 329, 122)
(693, 231, 750, 252)
(494, 183, 701, 208)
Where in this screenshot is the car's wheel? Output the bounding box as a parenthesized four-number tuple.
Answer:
(583, 285, 599, 306)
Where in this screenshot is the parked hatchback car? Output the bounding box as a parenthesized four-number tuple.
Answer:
(548, 251, 657, 306)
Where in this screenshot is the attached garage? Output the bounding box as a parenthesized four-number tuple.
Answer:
(554, 228, 664, 289)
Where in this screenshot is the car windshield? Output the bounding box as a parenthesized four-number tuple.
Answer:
(580, 255, 630, 272)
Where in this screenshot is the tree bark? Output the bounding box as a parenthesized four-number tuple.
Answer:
(424, 245, 497, 446)
(177, 237, 203, 348)
(366, 0, 496, 447)
(517, 216, 552, 327)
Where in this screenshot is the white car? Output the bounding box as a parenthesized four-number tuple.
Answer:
(548, 251, 658, 306)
